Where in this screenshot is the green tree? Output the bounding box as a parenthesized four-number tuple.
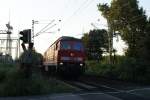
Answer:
(97, 3, 114, 64)
(140, 19, 150, 65)
(98, 0, 147, 58)
(110, 0, 147, 58)
(82, 33, 89, 50)
(81, 29, 108, 60)
(98, 0, 150, 82)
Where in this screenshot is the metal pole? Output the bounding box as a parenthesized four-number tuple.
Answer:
(32, 20, 34, 43)
(18, 39, 20, 58)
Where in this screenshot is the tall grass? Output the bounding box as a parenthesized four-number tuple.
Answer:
(86, 56, 150, 83)
(0, 63, 15, 83)
(0, 50, 74, 96)
(0, 63, 74, 96)
(1, 71, 50, 96)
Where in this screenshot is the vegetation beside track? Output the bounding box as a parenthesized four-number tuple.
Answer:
(0, 50, 75, 96)
(85, 56, 150, 84)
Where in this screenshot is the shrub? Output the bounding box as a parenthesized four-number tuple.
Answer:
(0, 50, 74, 96)
(86, 57, 150, 83)
(0, 51, 48, 96)
(0, 68, 53, 96)
(85, 60, 118, 78)
(19, 50, 43, 65)
(0, 63, 15, 82)
(116, 57, 137, 81)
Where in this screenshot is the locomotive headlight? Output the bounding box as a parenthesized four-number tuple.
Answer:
(80, 63, 83, 66)
(60, 62, 63, 65)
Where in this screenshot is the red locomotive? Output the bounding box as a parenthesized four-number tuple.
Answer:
(43, 36, 86, 77)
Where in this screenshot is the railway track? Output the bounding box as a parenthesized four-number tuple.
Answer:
(79, 75, 146, 91)
(53, 74, 148, 96)
(49, 76, 150, 100)
(59, 78, 121, 94)
(77, 79, 122, 92)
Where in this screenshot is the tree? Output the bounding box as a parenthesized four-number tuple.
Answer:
(97, 3, 114, 64)
(82, 33, 89, 51)
(140, 19, 150, 65)
(81, 29, 108, 60)
(98, 0, 147, 58)
(111, 0, 147, 58)
(97, 0, 150, 82)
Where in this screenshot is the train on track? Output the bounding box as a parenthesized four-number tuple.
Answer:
(43, 36, 86, 77)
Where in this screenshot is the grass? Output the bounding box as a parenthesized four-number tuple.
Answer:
(85, 57, 150, 84)
(0, 63, 75, 97)
(0, 51, 76, 96)
(85, 60, 117, 78)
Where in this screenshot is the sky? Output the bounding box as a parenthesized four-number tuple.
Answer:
(0, 0, 150, 56)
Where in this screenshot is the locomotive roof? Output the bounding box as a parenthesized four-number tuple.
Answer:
(44, 36, 81, 54)
(57, 36, 81, 41)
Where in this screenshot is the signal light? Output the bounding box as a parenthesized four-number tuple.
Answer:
(19, 29, 31, 43)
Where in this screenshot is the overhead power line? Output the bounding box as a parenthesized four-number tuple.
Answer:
(33, 20, 61, 38)
(36, 20, 55, 34)
(63, 0, 94, 24)
(66, 0, 90, 20)
(60, 0, 95, 34)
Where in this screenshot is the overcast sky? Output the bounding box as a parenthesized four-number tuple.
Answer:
(0, 0, 150, 55)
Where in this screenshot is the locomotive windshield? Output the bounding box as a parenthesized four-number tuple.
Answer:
(61, 41, 84, 51)
(61, 41, 71, 50)
(73, 42, 84, 51)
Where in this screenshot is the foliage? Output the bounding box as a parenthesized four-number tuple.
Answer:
(19, 50, 43, 66)
(0, 51, 74, 96)
(139, 19, 150, 65)
(0, 54, 13, 64)
(81, 29, 108, 60)
(98, 0, 147, 58)
(97, 3, 110, 19)
(85, 60, 117, 78)
(0, 63, 15, 82)
(0, 67, 74, 96)
(0, 64, 75, 96)
(97, 0, 150, 83)
(86, 56, 150, 83)
(82, 33, 89, 49)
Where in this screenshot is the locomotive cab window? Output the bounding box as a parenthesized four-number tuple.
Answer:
(61, 41, 71, 50)
(73, 42, 84, 51)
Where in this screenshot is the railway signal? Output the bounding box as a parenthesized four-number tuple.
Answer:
(28, 42, 34, 50)
(19, 29, 31, 43)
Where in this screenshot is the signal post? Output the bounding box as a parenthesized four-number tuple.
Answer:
(19, 29, 34, 51)
(19, 29, 34, 78)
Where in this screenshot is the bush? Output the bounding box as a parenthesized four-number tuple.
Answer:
(86, 56, 150, 84)
(0, 66, 75, 96)
(114, 57, 149, 83)
(19, 50, 43, 66)
(116, 57, 137, 81)
(0, 50, 74, 96)
(85, 61, 117, 78)
(0, 50, 53, 96)
(0, 67, 73, 96)
(0, 63, 15, 82)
